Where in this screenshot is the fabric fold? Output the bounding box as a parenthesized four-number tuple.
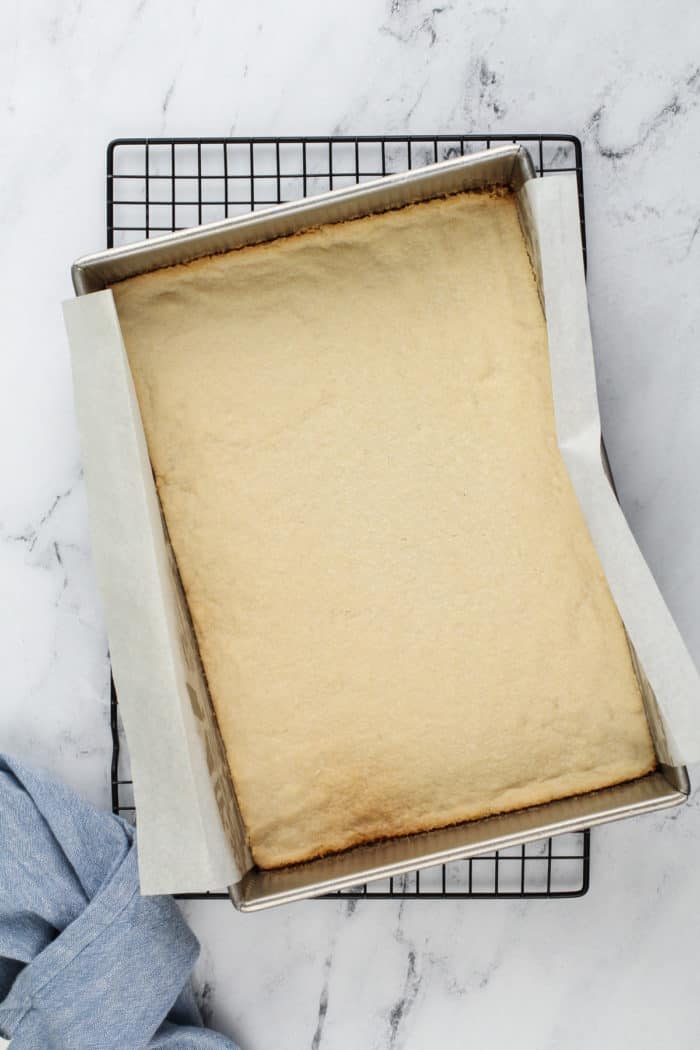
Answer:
(0, 754, 238, 1050)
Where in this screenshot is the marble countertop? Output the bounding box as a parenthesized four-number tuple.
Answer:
(3, 2, 700, 1047)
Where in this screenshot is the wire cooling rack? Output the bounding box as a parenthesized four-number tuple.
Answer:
(108, 133, 590, 900)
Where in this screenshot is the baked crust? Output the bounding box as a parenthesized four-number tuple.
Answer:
(112, 191, 656, 869)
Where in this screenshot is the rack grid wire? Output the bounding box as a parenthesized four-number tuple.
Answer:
(108, 133, 591, 901)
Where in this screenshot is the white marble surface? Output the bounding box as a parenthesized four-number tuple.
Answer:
(2, 2, 700, 1047)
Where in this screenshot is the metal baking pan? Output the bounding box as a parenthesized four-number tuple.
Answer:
(72, 144, 689, 911)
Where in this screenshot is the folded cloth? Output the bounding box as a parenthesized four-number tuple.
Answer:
(0, 754, 239, 1050)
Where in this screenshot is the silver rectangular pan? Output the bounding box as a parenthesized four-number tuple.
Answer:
(71, 144, 689, 911)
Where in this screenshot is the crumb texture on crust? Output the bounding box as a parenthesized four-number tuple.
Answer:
(112, 191, 656, 870)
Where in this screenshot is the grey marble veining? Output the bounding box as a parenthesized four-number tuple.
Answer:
(2, 2, 700, 1047)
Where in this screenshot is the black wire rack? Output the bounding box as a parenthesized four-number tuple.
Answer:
(108, 133, 591, 901)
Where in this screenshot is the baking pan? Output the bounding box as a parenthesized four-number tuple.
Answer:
(71, 144, 689, 910)
(73, 144, 532, 293)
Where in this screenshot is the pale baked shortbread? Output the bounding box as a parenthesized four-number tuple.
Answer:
(112, 191, 655, 868)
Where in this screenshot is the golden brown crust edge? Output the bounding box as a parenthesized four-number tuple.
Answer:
(252, 758, 657, 870)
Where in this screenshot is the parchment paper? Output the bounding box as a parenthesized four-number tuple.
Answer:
(62, 171, 700, 895)
(63, 292, 243, 894)
(520, 175, 700, 765)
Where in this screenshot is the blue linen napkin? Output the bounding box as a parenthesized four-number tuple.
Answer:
(0, 753, 239, 1049)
